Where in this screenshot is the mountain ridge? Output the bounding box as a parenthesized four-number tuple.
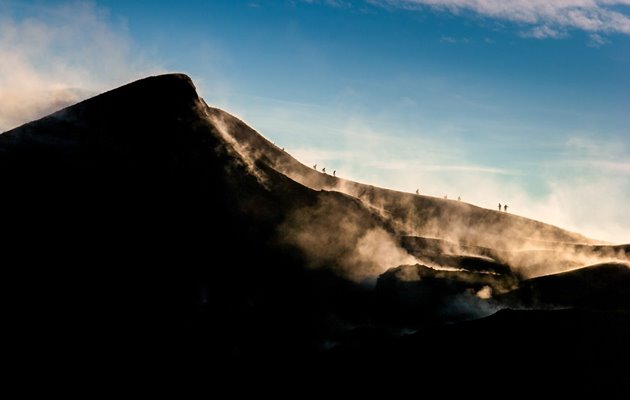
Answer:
(2, 74, 628, 390)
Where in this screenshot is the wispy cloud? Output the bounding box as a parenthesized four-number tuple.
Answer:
(521, 25, 567, 39)
(440, 35, 471, 43)
(591, 161, 630, 174)
(0, 1, 161, 132)
(422, 164, 517, 174)
(289, 148, 355, 165)
(587, 32, 610, 46)
(366, 160, 516, 174)
(302, 0, 353, 7)
(369, 0, 630, 38)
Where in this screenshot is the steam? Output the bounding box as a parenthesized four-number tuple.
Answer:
(204, 110, 270, 187)
(0, 1, 161, 132)
(476, 286, 492, 299)
(496, 244, 630, 279)
(279, 194, 417, 282)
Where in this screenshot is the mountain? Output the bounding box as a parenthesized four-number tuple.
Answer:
(2, 74, 628, 391)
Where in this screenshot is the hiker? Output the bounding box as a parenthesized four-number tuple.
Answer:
(415, 189, 419, 195)
(322, 167, 326, 174)
(504, 204, 508, 212)
(333, 170, 336, 177)
(498, 203, 501, 211)
(313, 164, 317, 170)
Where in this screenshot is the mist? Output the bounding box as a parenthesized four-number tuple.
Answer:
(279, 194, 418, 282)
(0, 1, 161, 132)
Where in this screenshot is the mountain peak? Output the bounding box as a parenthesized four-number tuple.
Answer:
(76, 73, 200, 117)
(107, 73, 198, 102)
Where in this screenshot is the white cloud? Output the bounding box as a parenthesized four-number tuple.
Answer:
(522, 25, 567, 39)
(440, 35, 472, 43)
(587, 32, 611, 45)
(591, 161, 630, 173)
(0, 2, 162, 132)
(289, 148, 355, 165)
(301, 0, 353, 7)
(370, 0, 630, 37)
(364, 160, 516, 174)
(523, 175, 630, 244)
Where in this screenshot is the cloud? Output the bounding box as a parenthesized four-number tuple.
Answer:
(524, 175, 630, 244)
(521, 25, 567, 39)
(363, 160, 517, 174)
(369, 0, 630, 37)
(440, 35, 471, 43)
(590, 161, 630, 173)
(587, 32, 611, 45)
(0, 1, 161, 132)
(289, 148, 355, 165)
(420, 164, 516, 174)
(301, 0, 353, 7)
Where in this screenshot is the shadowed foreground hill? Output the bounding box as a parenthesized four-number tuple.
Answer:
(1, 74, 390, 361)
(2, 74, 628, 391)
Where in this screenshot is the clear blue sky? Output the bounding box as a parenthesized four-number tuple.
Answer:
(1, 0, 629, 242)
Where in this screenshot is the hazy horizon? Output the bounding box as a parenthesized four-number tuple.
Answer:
(1, 0, 628, 243)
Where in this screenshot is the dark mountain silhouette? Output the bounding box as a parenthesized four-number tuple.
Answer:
(2, 74, 628, 391)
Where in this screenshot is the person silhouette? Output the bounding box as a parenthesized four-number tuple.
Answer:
(333, 170, 336, 177)
(322, 167, 326, 174)
(498, 203, 501, 211)
(458, 196, 461, 201)
(504, 204, 508, 212)
(415, 189, 419, 195)
(313, 164, 317, 170)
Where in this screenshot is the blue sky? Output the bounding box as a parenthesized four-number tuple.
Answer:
(1, 0, 629, 242)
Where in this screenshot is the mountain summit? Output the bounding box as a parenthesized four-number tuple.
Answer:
(2, 74, 628, 388)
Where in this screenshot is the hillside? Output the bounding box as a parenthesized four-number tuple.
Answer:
(204, 101, 626, 278)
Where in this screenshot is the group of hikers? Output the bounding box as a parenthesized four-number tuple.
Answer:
(311, 166, 509, 213)
(415, 189, 461, 202)
(442, 194, 461, 201)
(313, 164, 336, 177)
(415, 188, 509, 212)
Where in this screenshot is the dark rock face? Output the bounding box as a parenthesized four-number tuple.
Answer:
(501, 262, 630, 309)
(2, 74, 628, 393)
(375, 264, 517, 325)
